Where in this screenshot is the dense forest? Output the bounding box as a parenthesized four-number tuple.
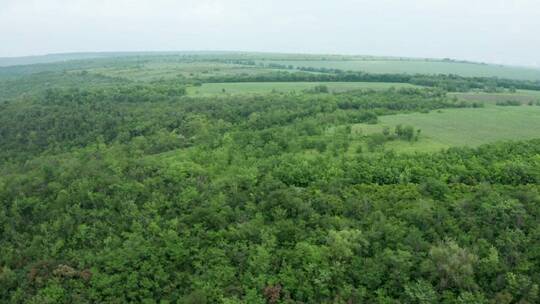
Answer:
(1, 55, 540, 304)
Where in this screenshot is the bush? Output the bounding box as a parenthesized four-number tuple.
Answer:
(421, 177, 450, 199)
(313, 85, 329, 93)
(496, 100, 521, 106)
(367, 133, 387, 152)
(395, 124, 416, 141)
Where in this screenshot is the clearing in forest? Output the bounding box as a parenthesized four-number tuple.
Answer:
(354, 105, 540, 152)
(187, 81, 418, 95)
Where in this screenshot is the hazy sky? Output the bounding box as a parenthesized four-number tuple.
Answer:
(1, 0, 539, 66)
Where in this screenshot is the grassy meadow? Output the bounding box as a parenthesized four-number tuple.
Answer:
(264, 59, 540, 81)
(450, 90, 540, 105)
(354, 104, 540, 152)
(186, 81, 419, 95)
(85, 61, 274, 81)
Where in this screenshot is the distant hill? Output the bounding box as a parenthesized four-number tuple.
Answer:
(0, 53, 120, 67)
(0, 51, 243, 67)
(1, 51, 540, 81)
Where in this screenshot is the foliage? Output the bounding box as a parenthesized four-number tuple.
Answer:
(496, 100, 522, 106)
(1, 56, 540, 303)
(204, 69, 540, 92)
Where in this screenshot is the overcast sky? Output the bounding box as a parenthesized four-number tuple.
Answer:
(1, 0, 539, 67)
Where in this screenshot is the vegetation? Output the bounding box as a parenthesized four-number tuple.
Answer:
(355, 105, 540, 152)
(257, 58, 540, 81)
(186, 82, 419, 96)
(450, 90, 540, 105)
(496, 100, 523, 106)
(4, 52, 540, 81)
(202, 69, 540, 92)
(1, 53, 540, 303)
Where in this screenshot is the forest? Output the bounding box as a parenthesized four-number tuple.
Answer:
(1, 54, 540, 304)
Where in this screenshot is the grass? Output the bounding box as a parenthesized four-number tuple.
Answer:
(186, 82, 419, 95)
(353, 105, 540, 152)
(264, 60, 540, 81)
(4, 52, 540, 82)
(88, 61, 272, 82)
(450, 90, 540, 105)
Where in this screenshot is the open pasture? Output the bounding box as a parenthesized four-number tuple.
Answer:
(265, 59, 540, 81)
(450, 90, 540, 105)
(186, 81, 419, 95)
(354, 105, 540, 152)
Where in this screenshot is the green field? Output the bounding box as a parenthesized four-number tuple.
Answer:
(265, 59, 540, 81)
(354, 105, 540, 152)
(87, 61, 273, 82)
(187, 81, 419, 95)
(450, 90, 540, 104)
